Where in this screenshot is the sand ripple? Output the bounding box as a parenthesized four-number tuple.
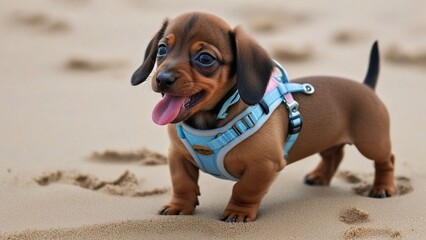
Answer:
(34, 170, 168, 197)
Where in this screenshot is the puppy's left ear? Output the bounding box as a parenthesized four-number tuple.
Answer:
(231, 26, 273, 105)
(131, 20, 168, 86)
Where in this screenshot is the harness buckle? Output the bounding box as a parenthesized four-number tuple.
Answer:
(286, 100, 299, 115)
(285, 100, 302, 134)
(232, 113, 257, 137)
(288, 114, 302, 134)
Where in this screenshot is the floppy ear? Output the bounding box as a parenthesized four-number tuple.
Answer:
(231, 26, 273, 105)
(131, 20, 168, 86)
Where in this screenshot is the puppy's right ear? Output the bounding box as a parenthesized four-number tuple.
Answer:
(131, 20, 168, 86)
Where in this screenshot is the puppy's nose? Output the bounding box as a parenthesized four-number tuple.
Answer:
(156, 72, 176, 89)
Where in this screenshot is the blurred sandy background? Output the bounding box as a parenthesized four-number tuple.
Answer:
(1, 0, 425, 239)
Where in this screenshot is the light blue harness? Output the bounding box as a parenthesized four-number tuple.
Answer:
(176, 61, 315, 181)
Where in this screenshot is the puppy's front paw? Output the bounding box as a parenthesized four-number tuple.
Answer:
(220, 202, 259, 223)
(159, 203, 195, 216)
(159, 205, 194, 215)
(159, 196, 198, 215)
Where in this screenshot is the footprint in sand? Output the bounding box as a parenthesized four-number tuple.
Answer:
(339, 207, 402, 239)
(340, 207, 370, 225)
(343, 227, 401, 239)
(385, 44, 426, 68)
(271, 44, 314, 63)
(337, 171, 413, 197)
(91, 148, 167, 166)
(64, 57, 127, 72)
(34, 170, 168, 197)
(331, 29, 368, 44)
(12, 11, 71, 33)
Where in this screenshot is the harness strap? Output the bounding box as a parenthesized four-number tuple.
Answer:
(176, 60, 315, 181)
(217, 90, 240, 120)
(206, 83, 310, 156)
(273, 60, 313, 158)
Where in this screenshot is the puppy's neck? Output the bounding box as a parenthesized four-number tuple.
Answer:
(184, 111, 219, 129)
(184, 86, 248, 130)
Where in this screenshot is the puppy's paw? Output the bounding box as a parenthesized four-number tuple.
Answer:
(220, 211, 255, 223)
(159, 204, 195, 216)
(220, 202, 258, 223)
(369, 185, 396, 198)
(159, 196, 198, 216)
(304, 174, 330, 186)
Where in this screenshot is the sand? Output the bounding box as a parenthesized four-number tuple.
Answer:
(1, 0, 426, 239)
(343, 227, 401, 240)
(33, 170, 169, 197)
(339, 207, 370, 225)
(91, 148, 167, 165)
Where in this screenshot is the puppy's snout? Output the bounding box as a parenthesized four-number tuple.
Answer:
(156, 71, 176, 90)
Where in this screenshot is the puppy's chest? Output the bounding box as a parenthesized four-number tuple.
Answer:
(173, 108, 287, 180)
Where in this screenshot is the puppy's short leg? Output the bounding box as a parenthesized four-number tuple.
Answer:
(304, 144, 345, 186)
(369, 154, 396, 198)
(160, 149, 200, 215)
(221, 161, 281, 223)
(351, 106, 396, 198)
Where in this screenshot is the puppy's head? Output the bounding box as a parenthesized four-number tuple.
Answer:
(131, 12, 273, 125)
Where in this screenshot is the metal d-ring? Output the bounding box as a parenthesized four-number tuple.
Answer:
(302, 83, 315, 94)
(272, 59, 290, 83)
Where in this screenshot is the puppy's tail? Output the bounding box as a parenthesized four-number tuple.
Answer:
(363, 41, 380, 90)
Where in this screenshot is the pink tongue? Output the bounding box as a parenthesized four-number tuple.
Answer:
(152, 94, 187, 125)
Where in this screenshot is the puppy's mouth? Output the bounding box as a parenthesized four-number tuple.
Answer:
(152, 90, 206, 125)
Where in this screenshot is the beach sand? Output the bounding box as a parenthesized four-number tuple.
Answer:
(1, 0, 425, 239)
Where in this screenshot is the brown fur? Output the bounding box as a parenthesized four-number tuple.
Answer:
(131, 12, 396, 222)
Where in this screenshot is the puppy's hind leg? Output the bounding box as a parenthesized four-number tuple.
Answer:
(353, 119, 396, 198)
(369, 154, 396, 198)
(304, 144, 345, 186)
(357, 144, 396, 198)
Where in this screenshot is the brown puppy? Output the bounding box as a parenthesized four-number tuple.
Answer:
(131, 12, 395, 222)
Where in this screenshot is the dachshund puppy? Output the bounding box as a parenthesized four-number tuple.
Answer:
(131, 12, 395, 222)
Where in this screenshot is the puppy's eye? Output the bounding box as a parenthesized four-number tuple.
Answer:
(157, 44, 167, 57)
(196, 53, 215, 66)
